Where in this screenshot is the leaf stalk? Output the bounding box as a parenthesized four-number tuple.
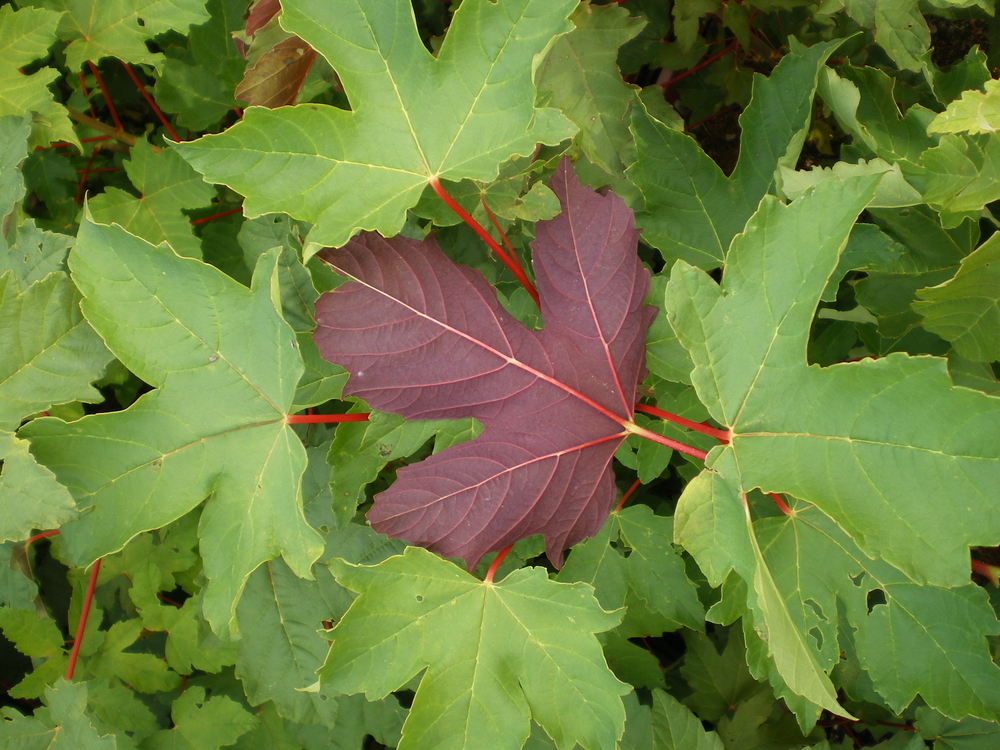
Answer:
(428, 177, 541, 307)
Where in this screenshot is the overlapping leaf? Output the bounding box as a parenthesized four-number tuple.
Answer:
(914, 231, 1000, 362)
(557, 504, 704, 637)
(314, 160, 654, 567)
(626, 39, 842, 269)
(668, 175, 1000, 719)
(0, 7, 77, 149)
(24, 0, 211, 72)
(175, 0, 578, 249)
(154, 0, 246, 130)
(89, 140, 216, 259)
(22, 217, 324, 635)
(0, 267, 111, 544)
(319, 546, 629, 750)
(755, 504, 1000, 722)
(534, 2, 644, 178)
(668, 175, 1000, 588)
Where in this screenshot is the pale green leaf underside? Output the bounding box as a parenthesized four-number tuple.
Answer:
(22, 219, 323, 635)
(174, 0, 578, 248)
(321, 547, 628, 750)
(666, 175, 1000, 590)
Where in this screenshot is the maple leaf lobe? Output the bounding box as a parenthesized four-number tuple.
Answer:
(314, 159, 653, 568)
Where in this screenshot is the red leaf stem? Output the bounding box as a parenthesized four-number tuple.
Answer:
(75, 167, 121, 173)
(36, 135, 112, 151)
(660, 39, 738, 90)
(121, 62, 179, 141)
(23, 529, 60, 547)
(484, 544, 513, 583)
(613, 478, 642, 513)
(972, 559, 1000, 585)
(285, 413, 370, 424)
(428, 177, 540, 307)
(625, 421, 707, 461)
(87, 62, 122, 132)
(190, 206, 244, 225)
(66, 558, 101, 680)
(634, 403, 730, 442)
(75, 146, 102, 204)
(769, 492, 793, 516)
(479, 195, 530, 282)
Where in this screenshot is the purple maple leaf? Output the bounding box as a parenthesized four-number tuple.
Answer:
(314, 159, 654, 567)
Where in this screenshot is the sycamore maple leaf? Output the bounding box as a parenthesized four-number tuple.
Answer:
(174, 0, 578, 251)
(313, 159, 657, 567)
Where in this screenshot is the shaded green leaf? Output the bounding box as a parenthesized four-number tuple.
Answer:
(914, 231, 1000, 362)
(535, 2, 644, 177)
(627, 40, 841, 269)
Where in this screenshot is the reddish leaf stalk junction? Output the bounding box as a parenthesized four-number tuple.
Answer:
(428, 176, 540, 307)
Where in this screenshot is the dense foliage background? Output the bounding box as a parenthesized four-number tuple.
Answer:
(2, 0, 1000, 748)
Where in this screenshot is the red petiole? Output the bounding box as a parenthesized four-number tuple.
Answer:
(634, 403, 730, 442)
(286, 413, 370, 424)
(429, 177, 541, 307)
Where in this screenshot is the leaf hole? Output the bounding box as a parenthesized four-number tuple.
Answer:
(866, 589, 887, 613)
(136, 17, 145, 26)
(809, 626, 823, 651)
(415, 595, 423, 602)
(849, 572, 865, 587)
(804, 598, 826, 622)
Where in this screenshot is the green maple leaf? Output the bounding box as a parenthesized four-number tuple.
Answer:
(89, 140, 216, 259)
(534, 1, 644, 178)
(667, 175, 1000, 716)
(928, 77, 1000, 135)
(23, 0, 211, 72)
(919, 133, 1000, 228)
(154, 0, 247, 131)
(1, 269, 111, 544)
(649, 689, 724, 750)
(0, 9, 78, 149)
(817, 64, 936, 176)
(174, 0, 578, 250)
(754, 504, 1000, 722)
(319, 546, 629, 750)
(557, 504, 704, 638)
(22, 217, 325, 635)
(667, 174, 1000, 589)
(854, 204, 977, 346)
(140, 686, 257, 750)
(626, 39, 841, 269)
(0, 680, 116, 750)
(914, 231, 1000, 363)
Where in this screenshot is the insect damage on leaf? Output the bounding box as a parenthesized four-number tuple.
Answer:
(313, 159, 655, 568)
